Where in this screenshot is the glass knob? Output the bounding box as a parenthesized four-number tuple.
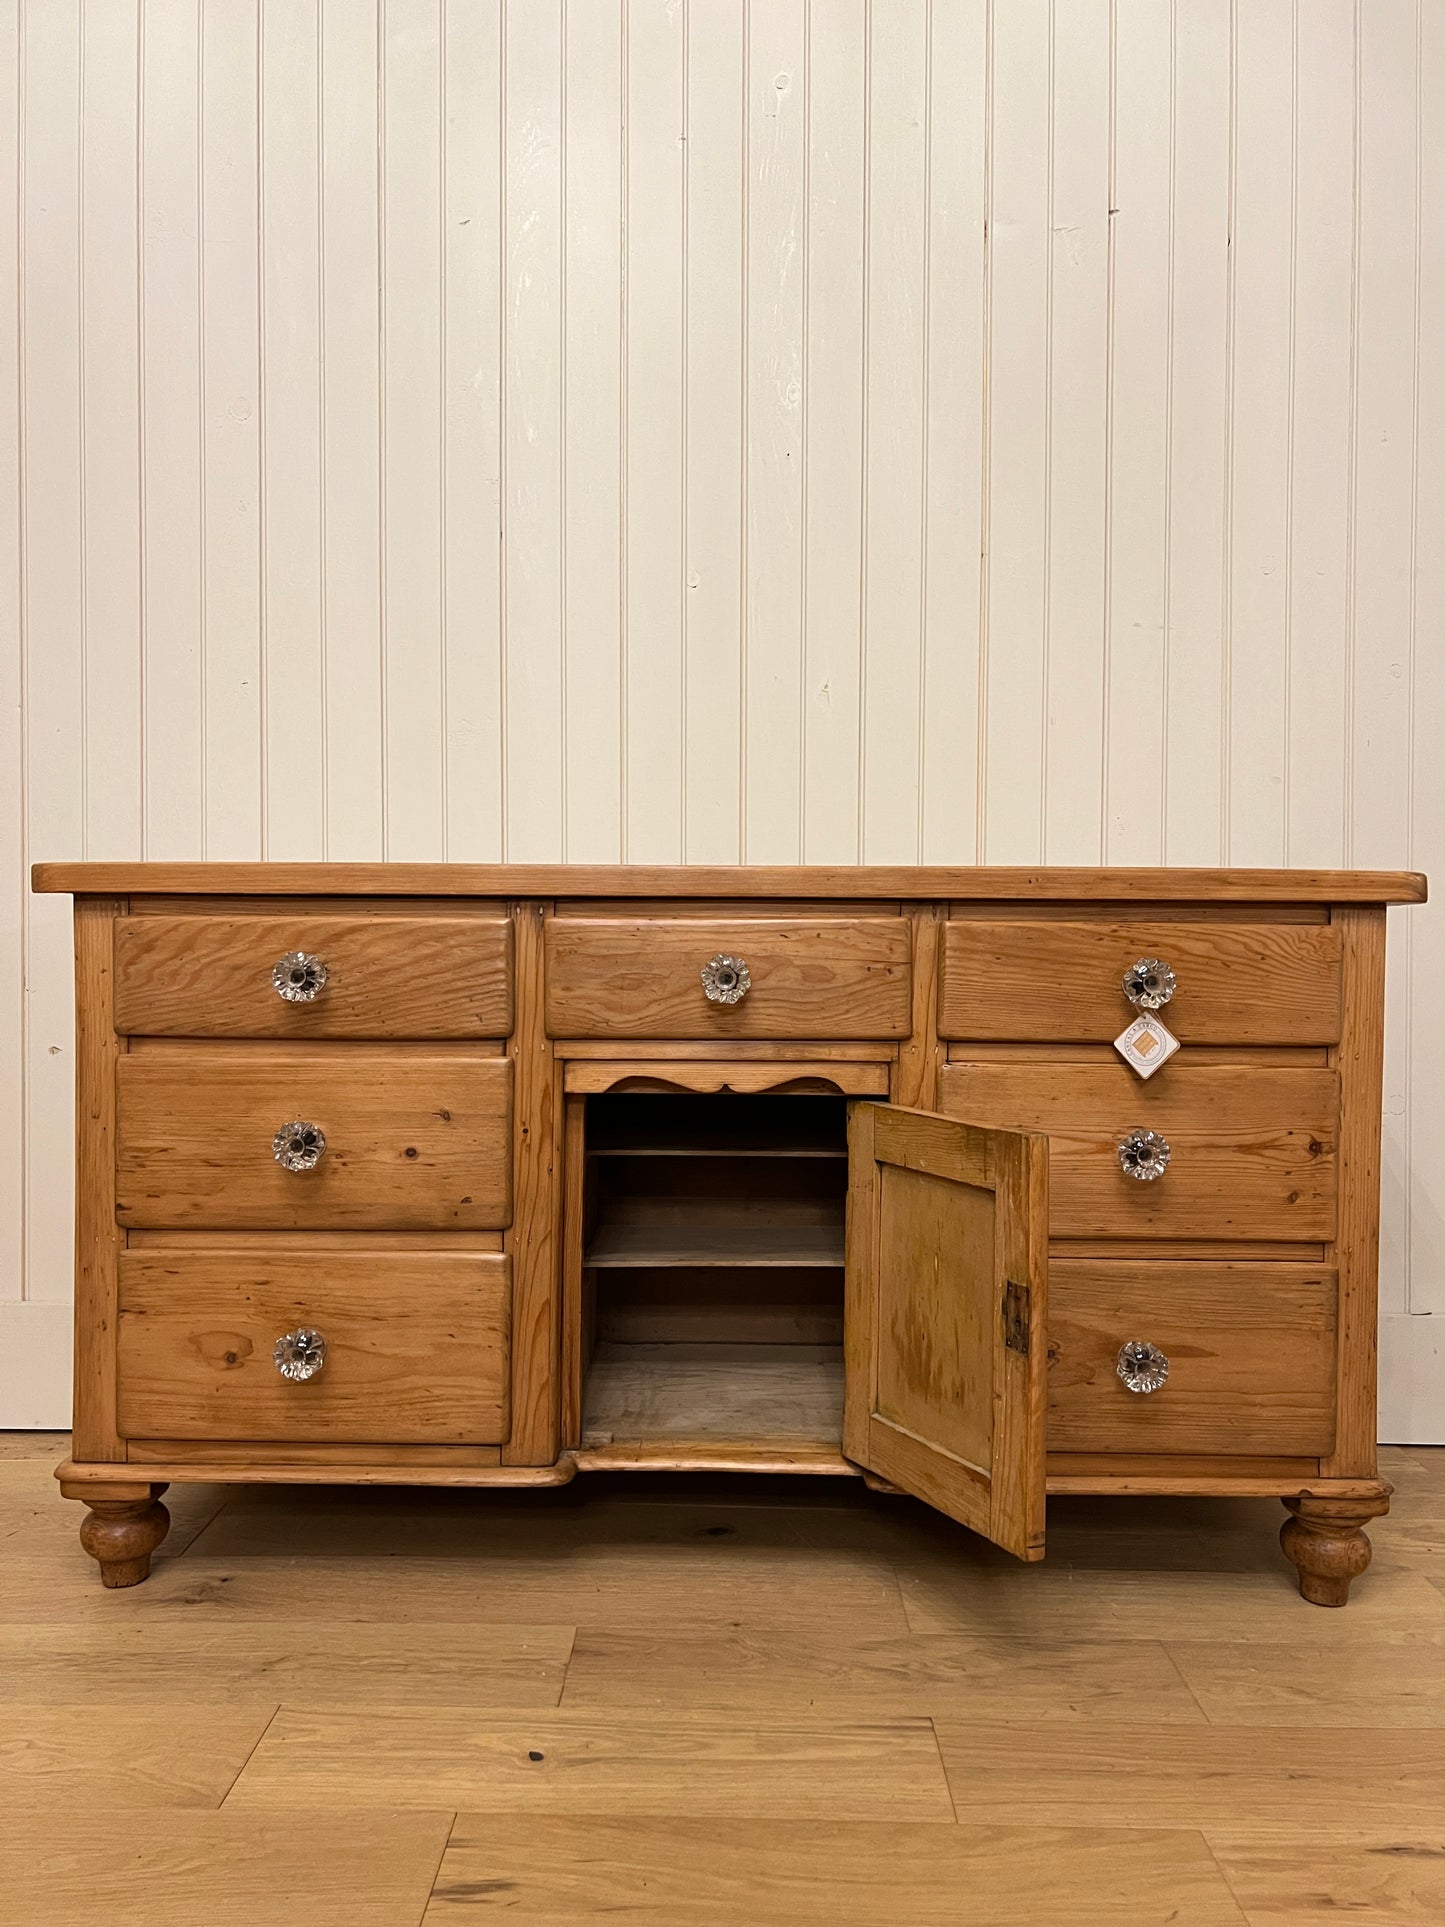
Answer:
(1117, 1339, 1170, 1394)
(272, 1120, 326, 1172)
(274, 1328, 327, 1381)
(1122, 957, 1176, 1009)
(1117, 1127, 1171, 1181)
(272, 950, 330, 1003)
(701, 953, 751, 1005)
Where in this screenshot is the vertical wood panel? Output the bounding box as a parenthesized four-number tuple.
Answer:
(4, 0, 1442, 1434)
(860, 0, 927, 862)
(382, 0, 445, 859)
(259, 0, 323, 858)
(0, 0, 22, 1308)
(800, 0, 864, 863)
(81, 0, 143, 862)
(1041, 0, 1107, 863)
(683, 0, 744, 863)
(1104, 0, 1170, 863)
(1227, 0, 1293, 866)
(320, 0, 384, 861)
(743, 0, 806, 861)
(561, 0, 623, 862)
(919, 0, 987, 863)
(623, 0, 685, 861)
(982, 0, 1049, 862)
(1162, 0, 1230, 866)
(140, 0, 204, 858)
(501, 0, 563, 861)
(201, 0, 263, 858)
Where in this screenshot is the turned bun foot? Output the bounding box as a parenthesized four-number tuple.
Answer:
(1280, 1491, 1390, 1607)
(79, 1493, 171, 1588)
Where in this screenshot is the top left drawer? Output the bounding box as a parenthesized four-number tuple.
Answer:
(113, 914, 514, 1040)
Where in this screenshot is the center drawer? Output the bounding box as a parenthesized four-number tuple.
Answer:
(544, 917, 912, 1039)
(115, 1050, 513, 1230)
(115, 1248, 511, 1443)
(939, 1060, 1338, 1240)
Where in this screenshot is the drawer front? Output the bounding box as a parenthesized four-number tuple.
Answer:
(116, 1249, 510, 1443)
(116, 1051, 512, 1230)
(939, 1061, 1337, 1240)
(1048, 1261, 1337, 1455)
(113, 914, 513, 1039)
(938, 919, 1342, 1044)
(545, 917, 912, 1039)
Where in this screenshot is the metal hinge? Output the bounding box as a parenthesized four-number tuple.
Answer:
(1002, 1279, 1031, 1356)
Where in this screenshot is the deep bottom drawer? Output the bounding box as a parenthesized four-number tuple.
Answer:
(1047, 1261, 1337, 1456)
(116, 1249, 510, 1444)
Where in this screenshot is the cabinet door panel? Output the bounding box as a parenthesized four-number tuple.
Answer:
(844, 1104, 1048, 1560)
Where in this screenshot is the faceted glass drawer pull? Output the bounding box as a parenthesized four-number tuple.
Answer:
(272, 950, 329, 1002)
(1117, 1127, 1171, 1181)
(274, 1328, 327, 1381)
(1117, 1340, 1170, 1394)
(1122, 957, 1176, 1010)
(701, 953, 751, 1005)
(272, 1120, 326, 1172)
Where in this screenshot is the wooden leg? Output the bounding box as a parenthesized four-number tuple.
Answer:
(78, 1488, 171, 1589)
(1280, 1490, 1390, 1607)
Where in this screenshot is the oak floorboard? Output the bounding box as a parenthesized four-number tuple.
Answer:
(0, 1621, 575, 1708)
(0, 1705, 277, 1811)
(0, 1810, 455, 1927)
(557, 1625, 1207, 1721)
(224, 1708, 956, 1819)
(933, 1723, 1445, 1829)
(1167, 1633, 1445, 1727)
(1206, 1826, 1445, 1925)
(424, 1816, 1249, 1925)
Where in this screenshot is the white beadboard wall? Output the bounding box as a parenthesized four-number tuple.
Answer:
(2, 0, 1441, 1434)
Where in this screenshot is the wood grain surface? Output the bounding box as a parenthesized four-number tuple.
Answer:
(938, 918, 1344, 1042)
(115, 1050, 512, 1229)
(1047, 1261, 1337, 1454)
(113, 913, 513, 1038)
(115, 1249, 511, 1443)
(544, 916, 913, 1038)
(30, 861, 1429, 902)
(941, 1060, 1338, 1240)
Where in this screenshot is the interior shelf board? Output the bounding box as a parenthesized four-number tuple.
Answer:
(579, 1341, 845, 1448)
(583, 1220, 846, 1268)
(587, 1144, 846, 1159)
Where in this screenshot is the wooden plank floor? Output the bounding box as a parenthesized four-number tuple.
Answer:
(2, 1434, 1443, 1925)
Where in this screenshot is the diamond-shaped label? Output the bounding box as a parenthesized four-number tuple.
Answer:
(1113, 1013, 1181, 1080)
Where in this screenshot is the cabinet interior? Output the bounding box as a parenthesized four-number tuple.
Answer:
(575, 1094, 849, 1455)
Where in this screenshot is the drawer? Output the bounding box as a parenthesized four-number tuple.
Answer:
(116, 1050, 512, 1230)
(938, 919, 1342, 1044)
(545, 917, 911, 1039)
(939, 1061, 1337, 1240)
(113, 914, 513, 1039)
(116, 1249, 510, 1443)
(1048, 1260, 1337, 1455)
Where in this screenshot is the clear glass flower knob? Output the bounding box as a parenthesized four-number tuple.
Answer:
(272, 1120, 326, 1172)
(1117, 1127, 1171, 1181)
(1122, 957, 1176, 1009)
(1116, 1339, 1170, 1394)
(701, 954, 751, 1005)
(274, 1328, 327, 1381)
(272, 950, 329, 1003)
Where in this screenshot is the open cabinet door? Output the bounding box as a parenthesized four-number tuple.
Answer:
(843, 1103, 1048, 1560)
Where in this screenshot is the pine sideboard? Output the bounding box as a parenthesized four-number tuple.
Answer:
(32, 862, 1426, 1603)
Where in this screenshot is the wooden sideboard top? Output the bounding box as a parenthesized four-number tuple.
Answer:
(31, 861, 1427, 903)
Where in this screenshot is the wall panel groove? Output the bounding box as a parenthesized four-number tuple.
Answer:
(3, 0, 1441, 1432)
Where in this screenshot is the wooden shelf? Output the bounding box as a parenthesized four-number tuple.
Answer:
(580, 1342, 845, 1449)
(584, 1213, 845, 1269)
(588, 1143, 846, 1159)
